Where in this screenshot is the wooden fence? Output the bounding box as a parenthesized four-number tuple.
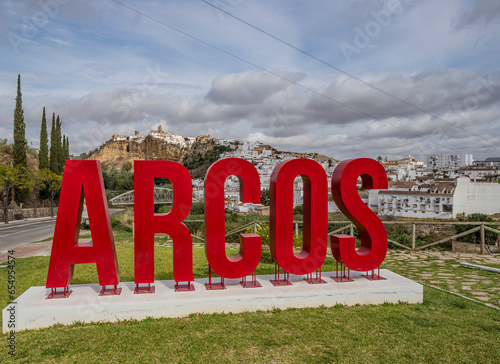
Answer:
(184, 219, 500, 255)
(380, 220, 500, 254)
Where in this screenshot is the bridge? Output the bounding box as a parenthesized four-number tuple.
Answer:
(109, 187, 202, 206)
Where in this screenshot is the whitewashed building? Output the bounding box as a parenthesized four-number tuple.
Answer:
(457, 167, 499, 179)
(374, 176, 500, 219)
(377, 183, 455, 218)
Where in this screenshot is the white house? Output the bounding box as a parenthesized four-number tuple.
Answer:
(452, 177, 500, 217)
(374, 176, 500, 219)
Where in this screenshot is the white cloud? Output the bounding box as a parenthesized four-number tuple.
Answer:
(0, 0, 498, 161)
(206, 70, 303, 105)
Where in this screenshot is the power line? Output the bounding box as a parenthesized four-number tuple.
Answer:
(200, 0, 494, 148)
(109, 0, 458, 152)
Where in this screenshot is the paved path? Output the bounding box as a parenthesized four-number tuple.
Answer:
(384, 250, 500, 309)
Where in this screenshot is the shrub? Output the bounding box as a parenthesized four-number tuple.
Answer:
(248, 223, 303, 248)
(109, 210, 133, 232)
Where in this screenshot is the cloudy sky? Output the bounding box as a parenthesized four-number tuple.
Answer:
(0, 0, 499, 161)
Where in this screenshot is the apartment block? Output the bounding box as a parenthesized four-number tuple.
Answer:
(425, 153, 473, 169)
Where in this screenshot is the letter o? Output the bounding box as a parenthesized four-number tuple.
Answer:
(270, 159, 328, 275)
(204, 158, 261, 279)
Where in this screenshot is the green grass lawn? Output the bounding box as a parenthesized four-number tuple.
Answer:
(1, 236, 500, 362)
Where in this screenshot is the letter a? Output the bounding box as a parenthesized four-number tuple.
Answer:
(46, 160, 120, 288)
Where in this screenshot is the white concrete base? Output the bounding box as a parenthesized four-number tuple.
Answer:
(3, 270, 422, 332)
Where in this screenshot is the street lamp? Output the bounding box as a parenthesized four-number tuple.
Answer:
(50, 184, 54, 218)
(4, 177, 8, 224)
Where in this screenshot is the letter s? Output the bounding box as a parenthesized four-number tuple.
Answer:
(330, 158, 388, 271)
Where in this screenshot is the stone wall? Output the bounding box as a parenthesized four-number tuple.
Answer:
(0, 207, 58, 222)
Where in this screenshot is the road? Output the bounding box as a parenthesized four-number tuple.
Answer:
(0, 208, 126, 254)
(0, 219, 56, 253)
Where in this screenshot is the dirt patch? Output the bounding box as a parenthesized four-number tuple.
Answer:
(452, 241, 482, 253)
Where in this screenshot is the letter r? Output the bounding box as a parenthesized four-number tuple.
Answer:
(134, 161, 193, 284)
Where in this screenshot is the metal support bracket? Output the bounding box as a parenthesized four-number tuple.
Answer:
(363, 267, 385, 281)
(240, 270, 262, 288)
(134, 283, 155, 294)
(305, 267, 326, 284)
(270, 263, 291, 286)
(331, 261, 353, 283)
(175, 281, 195, 292)
(99, 285, 122, 296)
(205, 265, 225, 290)
(47, 286, 72, 299)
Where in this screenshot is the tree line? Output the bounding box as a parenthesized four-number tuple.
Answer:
(1, 74, 70, 209)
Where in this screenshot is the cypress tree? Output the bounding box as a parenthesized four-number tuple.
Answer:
(12, 74, 30, 203)
(49, 113, 58, 173)
(39, 107, 49, 170)
(62, 134, 67, 167)
(65, 136, 70, 160)
(62, 134, 66, 156)
(13, 74, 27, 168)
(56, 115, 64, 174)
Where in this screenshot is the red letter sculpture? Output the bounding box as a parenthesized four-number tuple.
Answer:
(270, 159, 328, 275)
(204, 158, 261, 279)
(330, 158, 388, 271)
(46, 161, 119, 295)
(134, 161, 193, 290)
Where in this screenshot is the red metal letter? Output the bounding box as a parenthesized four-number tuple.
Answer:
(330, 158, 388, 271)
(204, 158, 261, 278)
(134, 161, 193, 284)
(270, 159, 328, 275)
(46, 160, 119, 288)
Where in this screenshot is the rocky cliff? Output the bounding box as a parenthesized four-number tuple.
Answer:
(88, 133, 221, 178)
